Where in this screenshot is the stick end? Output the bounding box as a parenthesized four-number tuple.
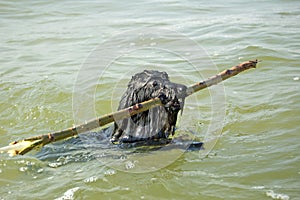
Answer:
(0, 139, 43, 156)
(251, 59, 262, 68)
(241, 59, 261, 69)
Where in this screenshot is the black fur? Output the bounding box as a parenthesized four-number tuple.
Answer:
(111, 70, 187, 144)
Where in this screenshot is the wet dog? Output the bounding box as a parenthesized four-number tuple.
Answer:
(110, 70, 187, 144)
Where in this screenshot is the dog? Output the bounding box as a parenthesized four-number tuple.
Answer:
(110, 70, 187, 144)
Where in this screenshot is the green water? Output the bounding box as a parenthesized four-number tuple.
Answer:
(0, 0, 299, 199)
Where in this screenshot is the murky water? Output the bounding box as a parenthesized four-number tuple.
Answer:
(0, 0, 299, 199)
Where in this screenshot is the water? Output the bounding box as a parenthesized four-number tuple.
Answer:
(0, 0, 299, 199)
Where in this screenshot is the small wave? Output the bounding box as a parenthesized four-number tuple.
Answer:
(277, 11, 299, 17)
(240, 45, 294, 62)
(266, 190, 289, 200)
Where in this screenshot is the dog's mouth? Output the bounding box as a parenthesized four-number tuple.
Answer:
(158, 83, 186, 112)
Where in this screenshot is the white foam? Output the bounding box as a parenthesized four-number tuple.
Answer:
(84, 176, 98, 183)
(104, 169, 116, 176)
(19, 166, 28, 172)
(252, 185, 265, 189)
(125, 160, 135, 170)
(54, 187, 80, 200)
(266, 190, 289, 200)
(48, 162, 63, 168)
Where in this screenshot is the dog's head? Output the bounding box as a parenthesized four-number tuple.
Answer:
(111, 70, 187, 143)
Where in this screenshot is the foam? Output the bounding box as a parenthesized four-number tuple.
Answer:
(54, 187, 80, 200)
(266, 190, 289, 200)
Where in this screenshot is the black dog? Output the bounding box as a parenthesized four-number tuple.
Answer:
(110, 70, 187, 144)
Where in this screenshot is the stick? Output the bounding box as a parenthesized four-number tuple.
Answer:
(0, 60, 258, 156)
(186, 60, 258, 96)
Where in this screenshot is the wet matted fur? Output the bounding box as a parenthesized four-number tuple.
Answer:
(111, 70, 187, 144)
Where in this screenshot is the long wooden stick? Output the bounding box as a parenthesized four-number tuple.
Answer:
(0, 60, 258, 156)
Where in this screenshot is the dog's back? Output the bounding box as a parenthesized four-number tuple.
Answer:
(111, 70, 187, 143)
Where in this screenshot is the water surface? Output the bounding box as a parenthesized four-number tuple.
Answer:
(0, 0, 299, 199)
